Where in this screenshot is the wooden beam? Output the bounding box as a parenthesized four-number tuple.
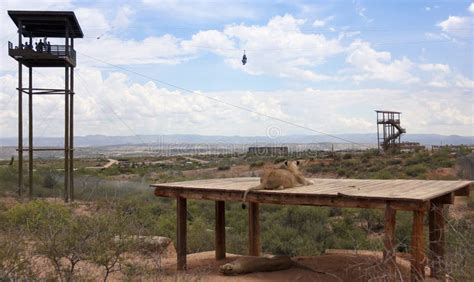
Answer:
(411, 210, 426, 281)
(248, 202, 260, 256)
(432, 193, 454, 205)
(215, 201, 226, 260)
(429, 202, 445, 279)
(154, 187, 428, 211)
(177, 197, 187, 270)
(454, 186, 470, 196)
(383, 203, 397, 280)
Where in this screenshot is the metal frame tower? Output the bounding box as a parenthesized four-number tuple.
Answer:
(376, 110, 406, 152)
(7, 10, 83, 202)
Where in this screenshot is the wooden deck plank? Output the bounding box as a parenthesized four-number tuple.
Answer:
(152, 178, 472, 202)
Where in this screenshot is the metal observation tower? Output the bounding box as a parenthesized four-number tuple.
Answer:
(8, 11, 83, 202)
(375, 110, 406, 152)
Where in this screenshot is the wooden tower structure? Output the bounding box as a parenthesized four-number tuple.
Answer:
(7, 11, 83, 202)
(376, 110, 406, 152)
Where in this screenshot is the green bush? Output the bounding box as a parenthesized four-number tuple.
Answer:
(41, 171, 58, 189)
(4, 200, 72, 233)
(250, 161, 265, 168)
(336, 167, 347, 176)
(0, 231, 35, 280)
(217, 165, 230, 171)
(307, 164, 324, 174)
(404, 164, 428, 177)
(273, 157, 287, 164)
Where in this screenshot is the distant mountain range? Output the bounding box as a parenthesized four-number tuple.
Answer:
(0, 133, 473, 147)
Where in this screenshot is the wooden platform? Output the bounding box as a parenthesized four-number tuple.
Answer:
(152, 177, 472, 281)
(153, 177, 471, 210)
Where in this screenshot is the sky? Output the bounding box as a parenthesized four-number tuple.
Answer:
(0, 0, 473, 141)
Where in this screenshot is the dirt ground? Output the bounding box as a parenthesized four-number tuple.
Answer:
(159, 250, 439, 282)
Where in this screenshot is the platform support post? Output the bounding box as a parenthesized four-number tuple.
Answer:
(411, 210, 426, 281)
(17, 61, 23, 197)
(69, 38, 74, 202)
(383, 203, 397, 280)
(215, 201, 226, 260)
(429, 202, 445, 278)
(177, 197, 187, 270)
(248, 202, 260, 256)
(28, 67, 33, 199)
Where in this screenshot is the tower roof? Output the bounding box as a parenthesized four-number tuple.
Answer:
(8, 10, 84, 38)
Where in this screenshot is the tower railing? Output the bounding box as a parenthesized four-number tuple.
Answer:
(8, 41, 76, 66)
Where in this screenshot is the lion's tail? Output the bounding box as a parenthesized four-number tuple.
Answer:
(241, 183, 265, 209)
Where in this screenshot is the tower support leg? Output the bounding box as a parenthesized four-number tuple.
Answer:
(28, 67, 33, 199)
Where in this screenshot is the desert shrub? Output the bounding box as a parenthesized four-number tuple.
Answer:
(394, 211, 413, 253)
(4, 200, 72, 232)
(405, 152, 430, 166)
(41, 170, 58, 189)
(370, 170, 394, 179)
(307, 164, 324, 173)
(217, 165, 230, 171)
(273, 157, 287, 164)
(262, 206, 332, 256)
(101, 166, 121, 176)
(250, 161, 265, 168)
(0, 231, 34, 280)
(342, 159, 358, 168)
(336, 167, 347, 176)
(331, 213, 371, 250)
(342, 153, 352, 159)
(404, 164, 428, 177)
(86, 213, 135, 282)
(388, 159, 402, 165)
(445, 218, 474, 280)
(3, 201, 84, 281)
(0, 166, 18, 195)
(187, 216, 214, 253)
(329, 207, 342, 217)
(357, 209, 384, 233)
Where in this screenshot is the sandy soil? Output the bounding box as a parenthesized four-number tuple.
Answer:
(426, 167, 458, 180)
(158, 250, 437, 282)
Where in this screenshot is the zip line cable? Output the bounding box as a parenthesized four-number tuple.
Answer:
(79, 51, 370, 148)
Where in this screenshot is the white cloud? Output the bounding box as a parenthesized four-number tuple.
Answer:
(337, 117, 373, 131)
(312, 20, 325, 27)
(453, 74, 474, 89)
(417, 63, 473, 89)
(47, 14, 344, 83)
(425, 101, 473, 125)
(469, 3, 474, 13)
(2, 70, 472, 137)
(241, 92, 288, 121)
(419, 64, 451, 74)
(312, 16, 334, 27)
(437, 16, 473, 38)
(354, 1, 373, 22)
(345, 41, 418, 83)
(75, 8, 111, 35)
(77, 34, 197, 66)
(424, 32, 451, 40)
(225, 15, 343, 80)
(112, 6, 135, 29)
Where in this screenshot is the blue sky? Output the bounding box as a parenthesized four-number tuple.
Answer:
(0, 0, 473, 140)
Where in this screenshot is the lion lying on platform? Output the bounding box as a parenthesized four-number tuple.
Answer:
(242, 160, 313, 209)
